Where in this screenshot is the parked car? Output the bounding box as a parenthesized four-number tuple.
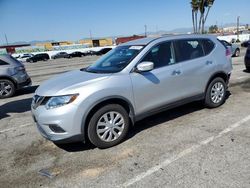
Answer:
(31, 35, 232, 148)
(220, 40, 240, 57)
(241, 40, 250, 48)
(244, 46, 250, 71)
(51, 52, 70, 59)
(91, 48, 112, 56)
(69, 51, 85, 58)
(26, 53, 50, 63)
(0, 54, 31, 98)
(17, 54, 34, 62)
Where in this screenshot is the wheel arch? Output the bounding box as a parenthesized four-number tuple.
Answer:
(205, 71, 229, 93)
(0, 76, 17, 88)
(81, 96, 135, 140)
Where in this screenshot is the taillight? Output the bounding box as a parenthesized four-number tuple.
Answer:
(15, 66, 25, 73)
(226, 48, 231, 57)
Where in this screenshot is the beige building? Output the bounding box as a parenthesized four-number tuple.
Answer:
(36, 41, 73, 50)
(79, 38, 113, 47)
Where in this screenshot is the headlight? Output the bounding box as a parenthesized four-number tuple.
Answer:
(45, 94, 78, 109)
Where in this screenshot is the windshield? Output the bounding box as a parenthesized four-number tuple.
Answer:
(85, 45, 144, 73)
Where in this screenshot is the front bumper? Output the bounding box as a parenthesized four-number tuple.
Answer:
(31, 103, 84, 143)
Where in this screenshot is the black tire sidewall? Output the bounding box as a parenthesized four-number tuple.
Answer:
(205, 77, 226, 108)
(87, 104, 130, 149)
(0, 79, 15, 99)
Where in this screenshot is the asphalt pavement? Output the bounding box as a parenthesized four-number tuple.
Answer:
(0, 50, 250, 188)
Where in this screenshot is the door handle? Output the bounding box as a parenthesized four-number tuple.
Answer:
(206, 61, 213, 65)
(172, 70, 181, 75)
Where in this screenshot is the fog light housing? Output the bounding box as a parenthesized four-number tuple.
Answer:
(48, 124, 66, 133)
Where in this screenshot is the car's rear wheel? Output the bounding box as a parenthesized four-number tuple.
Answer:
(234, 49, 240, 57)
(0, 79, 15, 99)
(204, 77, 226, 108)
(87, 104, 130, 148)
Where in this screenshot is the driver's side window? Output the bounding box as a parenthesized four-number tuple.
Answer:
(142, 41, 175, 69)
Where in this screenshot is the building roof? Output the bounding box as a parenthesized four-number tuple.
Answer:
(0, 44, 30, 48)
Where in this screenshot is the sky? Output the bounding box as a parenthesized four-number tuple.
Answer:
(0, 0, 249, 44)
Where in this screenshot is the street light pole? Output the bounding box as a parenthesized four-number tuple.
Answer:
(4, 34, 8, 45)
(237, 16, 240, 41)
(144, 25, 147, 37)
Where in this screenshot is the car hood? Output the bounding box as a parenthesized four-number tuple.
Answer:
(36, 70, 111, 96)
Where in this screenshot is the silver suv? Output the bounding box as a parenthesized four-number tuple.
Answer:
(0, 54, 31, 98)
(31, 35, 232, 148)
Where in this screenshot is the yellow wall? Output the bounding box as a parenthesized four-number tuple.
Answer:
(99, 38, 113, 46)
(79, 38, 113, 47)
(79, 39, 93, 47)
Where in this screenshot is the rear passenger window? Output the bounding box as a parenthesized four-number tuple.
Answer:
(142, 42, 175, 69)
(0, 59, 8, 65)
(202, 39, 215, 55)
(174, 39, 204, 62)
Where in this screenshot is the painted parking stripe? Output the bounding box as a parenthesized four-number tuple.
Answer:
(122, 115, 250, 187)
(0, 123, 31, 133)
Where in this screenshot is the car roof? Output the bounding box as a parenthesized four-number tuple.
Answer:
(0, 54, 22, 66)
(120, 34, 217, 46)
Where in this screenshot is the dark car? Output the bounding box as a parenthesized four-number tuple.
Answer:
(26, 53, 50, 63)
(241, 40, 250, 47)
(69, 51, 85, 58)
(51, 52, 70, 59)
(245, 46, 250, 71)
(91, 48, 112, 56)
(0, 54, 31, 98)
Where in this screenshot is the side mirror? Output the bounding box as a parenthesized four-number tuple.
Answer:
(136, 61, 154, 72)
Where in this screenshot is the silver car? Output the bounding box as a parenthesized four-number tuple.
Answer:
(31, 35, 232, 148)
(0, 54, 31, 98)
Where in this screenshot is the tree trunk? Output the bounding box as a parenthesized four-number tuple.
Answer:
(195, 12, 198, 34)
(192, 10, 195, 33)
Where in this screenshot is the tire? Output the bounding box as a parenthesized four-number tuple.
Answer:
(29, 59, 33, 63)
(0, 79, 15, 99)
(204, 77, 226, 108)
(87, 104, 130, 148)
(246, 67, 250, 72)
(234, 49, 240, 57)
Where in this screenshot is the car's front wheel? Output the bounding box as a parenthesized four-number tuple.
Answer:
(0, 79, 15, 99)
(204, 77, 226, 108)
(87, 104, 130, 148)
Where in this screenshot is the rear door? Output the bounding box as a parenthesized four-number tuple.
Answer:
(173, 38, 216, 97)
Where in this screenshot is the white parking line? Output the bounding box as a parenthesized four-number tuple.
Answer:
(121, 115, 250, 187)
(0, 123, 32, 133)
(236, 76, 247, 80)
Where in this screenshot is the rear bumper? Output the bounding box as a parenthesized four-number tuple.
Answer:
(17, 77, 32, 89)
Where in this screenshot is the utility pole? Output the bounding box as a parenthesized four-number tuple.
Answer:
(237, 16, 240, 41)
(89, 29, 92, 40)
(144, 25, 147, 37)
(4, 34, 8, 45)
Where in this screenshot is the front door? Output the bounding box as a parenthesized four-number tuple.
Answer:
(130, 41, 183, 116)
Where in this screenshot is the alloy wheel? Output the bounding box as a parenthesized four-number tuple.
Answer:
(96, 111, 125, 142)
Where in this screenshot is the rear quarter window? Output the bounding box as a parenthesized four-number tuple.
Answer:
(174, 39, 205, 62)
(202, 39, 215, 55)
(0, 59, 9, 65)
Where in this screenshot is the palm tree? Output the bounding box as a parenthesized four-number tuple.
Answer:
(190, 0, 215, 34)
(190, 0, 199, 33)
(202, 0, 215, 33)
